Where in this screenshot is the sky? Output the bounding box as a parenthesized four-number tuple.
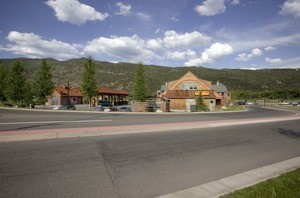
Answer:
(0, 0, 300, 69)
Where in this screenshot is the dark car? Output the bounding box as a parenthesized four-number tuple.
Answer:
(118, 107, 132, 112)
(58, 104, 76, 110)
(98, 100, 112, 107)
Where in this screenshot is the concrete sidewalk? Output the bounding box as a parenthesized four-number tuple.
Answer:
(156, 156, 300, 198)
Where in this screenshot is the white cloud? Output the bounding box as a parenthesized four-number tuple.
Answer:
(2, 31, 81, 60)
(251, 48, 263, 56)
(84, 35, 155, 63)
(135, 12, 151, 21)
(46, 0, 109, 25)
(235, 53, 251, 61)
(195, 0, 226, 16)
(264, 46, 276, 51)
(265, 57, 282, 64)
(280, 0, 300, 18)
(166, 50, 196, 61)
(231, 0, 240, 5)
(146, 39, 163, 50)
(236, 48, 263, 61)
(115, 2, 131, 16)
(155, 28, 160, 34)
(185, 43, 233, 66)
(163, 30, 211, 49)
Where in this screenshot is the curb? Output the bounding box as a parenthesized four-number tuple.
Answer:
(156, 156, 300, 198)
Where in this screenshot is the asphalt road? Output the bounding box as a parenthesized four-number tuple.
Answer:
(1, 119, 300, 198)
(0, 105, 296, 131)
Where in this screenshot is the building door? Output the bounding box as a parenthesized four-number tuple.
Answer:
(209, 100, 215, 111)
(186, 99, 195, 111)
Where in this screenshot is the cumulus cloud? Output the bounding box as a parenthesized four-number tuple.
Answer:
(163, 30, 211, 49)
(115, 2, 131, 16)
(185, 43, 233, 66)
(2, 31, 81, 60)
(264, 46, 276, 51)
(46, 0, 109, 25)
(279, 0, 300, 18)
(146, 39, 163, 50)
(166, 50, 197, 61)
(265, 57, 282, 64)
(236, 48, 263, 61)
(231, 0, 240, 5)
(195, 0, 226, 16)
(84, 35, 155, 62)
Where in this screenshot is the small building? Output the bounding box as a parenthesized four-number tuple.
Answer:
(212, 81, 231, 104)
(97, 87, 130, 106)
(157, 71, 225, 111)
(48, 86, 83, 106)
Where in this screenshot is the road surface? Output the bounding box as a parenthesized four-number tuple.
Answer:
(0, 106, 299, 197)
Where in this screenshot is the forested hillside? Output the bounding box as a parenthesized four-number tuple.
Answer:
(1, 58, 299, 95)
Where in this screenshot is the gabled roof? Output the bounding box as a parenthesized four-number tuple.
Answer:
(54, 87, 83, 97)
(98, 87, 129, 95)
(212, 84, 229, 93)
(167, 71, 212, 90)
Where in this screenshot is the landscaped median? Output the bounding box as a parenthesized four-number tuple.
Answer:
(222, 168, 300, 198)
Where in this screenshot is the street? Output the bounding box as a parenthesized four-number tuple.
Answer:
(0, 106, 299, 197)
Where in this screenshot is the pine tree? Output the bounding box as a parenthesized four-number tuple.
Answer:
(81, 56, 98, 110)
(5, 61, 26, 105)
(195, 94, 207, 112)
(133, 63, 147, 102)
(0, 64, 7, 102)
(34, 60, 54, 107)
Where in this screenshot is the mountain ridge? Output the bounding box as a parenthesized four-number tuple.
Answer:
(1, 58, 299, 95)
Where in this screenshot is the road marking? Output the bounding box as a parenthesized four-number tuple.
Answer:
(0, 119, 112, 125)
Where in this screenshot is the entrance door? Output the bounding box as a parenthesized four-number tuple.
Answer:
(186, 99, 195, 111)
(209, 100, 215, 111)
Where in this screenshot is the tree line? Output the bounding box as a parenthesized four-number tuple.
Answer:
(0, 57, 148, 108)
(232, 90, 300, 101)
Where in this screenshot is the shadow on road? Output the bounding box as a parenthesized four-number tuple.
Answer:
(274, 128, 300, 139)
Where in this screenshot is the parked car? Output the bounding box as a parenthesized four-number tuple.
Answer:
(235, 101, 246, 106)
(98, 100, 112, 107)
(118, 107, 132, 112)
(94, 106, 105, 111)
(54, 104, 76, 110)
(103, 107, 118, 112)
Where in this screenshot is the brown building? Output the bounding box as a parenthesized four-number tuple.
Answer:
(48, 86, 83, 106)
(157, 71, 228, 111)
(48, 86, 130, 107)
(97, 87, 130, 106)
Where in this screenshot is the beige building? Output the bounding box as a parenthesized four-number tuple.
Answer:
(157, 71, 229, 111)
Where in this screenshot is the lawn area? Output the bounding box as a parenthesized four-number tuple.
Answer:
(222, 168, 300, 198)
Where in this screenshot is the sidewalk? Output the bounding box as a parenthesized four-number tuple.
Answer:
(156, 156, 300, 198)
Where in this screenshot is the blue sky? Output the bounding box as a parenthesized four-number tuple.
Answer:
(0, 0, 300, 69)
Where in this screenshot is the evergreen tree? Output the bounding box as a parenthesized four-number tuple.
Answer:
(0, 64, 7, 102)
(5, 61, 26, 105)
(81, 56, 98, 109)
(34, 60, 54, 107)
(23, 81, 33, 107)
(195, 94, 207, 112)
(133, 62, 147, 102)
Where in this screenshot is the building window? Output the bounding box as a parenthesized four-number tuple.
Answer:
(182, 82, 198, 90)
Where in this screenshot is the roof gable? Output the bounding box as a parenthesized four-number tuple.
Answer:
(168, 71, 212, 90)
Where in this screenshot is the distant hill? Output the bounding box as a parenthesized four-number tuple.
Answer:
(1, 58, 299, 95)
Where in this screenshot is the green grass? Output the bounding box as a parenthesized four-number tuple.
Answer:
(222, 168, 300, 198)
(223, 105, 245, 111)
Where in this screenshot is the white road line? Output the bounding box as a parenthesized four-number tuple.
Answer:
(0, 120, 112, 125)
